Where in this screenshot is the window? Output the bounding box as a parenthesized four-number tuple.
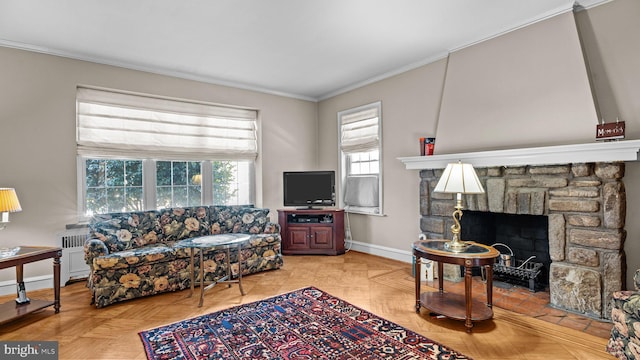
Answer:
(85, 159, 143, 214)
(77, 87, 257, 218)
(156, 161, 202, 209)
(338, 102, 382, 215)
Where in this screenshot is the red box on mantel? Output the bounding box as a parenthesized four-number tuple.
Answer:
(420, 137, 435, 156)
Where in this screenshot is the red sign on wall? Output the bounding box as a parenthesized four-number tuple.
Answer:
(596, 121, 625, 141)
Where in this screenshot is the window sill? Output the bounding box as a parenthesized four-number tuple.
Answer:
(344, 206, 385, 216)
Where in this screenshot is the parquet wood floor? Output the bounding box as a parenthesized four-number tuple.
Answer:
(0, 251, 615, 359)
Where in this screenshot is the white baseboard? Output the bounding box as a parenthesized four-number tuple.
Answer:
(0, 275, 55, 296)
(347, 239, 413, 264)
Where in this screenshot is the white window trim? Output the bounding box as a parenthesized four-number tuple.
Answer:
(337, 101, 383, 216)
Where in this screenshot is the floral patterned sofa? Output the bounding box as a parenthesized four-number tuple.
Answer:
(84, 205, 283, 308)
(607, 268, 640, 359)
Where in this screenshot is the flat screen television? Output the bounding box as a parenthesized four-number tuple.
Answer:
(283, 171, 336, 208)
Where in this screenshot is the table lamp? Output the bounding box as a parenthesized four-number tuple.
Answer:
(0, 188, 22, 257)
(433, 162, 484, 252)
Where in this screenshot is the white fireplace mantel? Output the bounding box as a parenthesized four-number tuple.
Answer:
(398, 139, 640, 170)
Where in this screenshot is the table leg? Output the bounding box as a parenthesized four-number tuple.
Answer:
(486, 264, 493, 308)
(237, 245, 245, 296)
(464, 262, 473, 332)
(53, 253, 61, 313)
(188, 248, 195, 297)
(437, 261, 444, 293)
(415, 256, 421, 313)
(225, 247, 232, 289)
(198, 250, 205, 307)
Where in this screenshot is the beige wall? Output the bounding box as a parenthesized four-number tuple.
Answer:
(0, 47, 317, 282)
(319, 0, 640, 289)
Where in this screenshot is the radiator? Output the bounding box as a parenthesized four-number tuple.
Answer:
(57, 226, 90, 286)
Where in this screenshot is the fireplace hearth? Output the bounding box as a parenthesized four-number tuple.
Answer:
(418, 162, 626, 319)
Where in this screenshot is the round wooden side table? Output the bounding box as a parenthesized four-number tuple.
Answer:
(413, 240, 499, 332)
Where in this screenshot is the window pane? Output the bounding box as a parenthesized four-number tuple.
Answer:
(86, 159, 104, 187)
(213, 161, 238, 205)
(106, 187, 124, 213)
(212, 160, 252, 205)
(172, 162, 187, 185)
(156, 160, 202, 208)
(85, 158, 143, 216)
(351, 162, 361, 175)
(85, 188, 106, 216)
(173, 186, 188, 207)
(156, 161, 172, 186)
(188, 186, 202, 206)
(370, 161, 380, 174)
(188, 162, 201, 185)
(157, 186, 172, 209)
(125, 160, 143, 186)
(106, 160, 124, 186)
(211, 161, 253, 205)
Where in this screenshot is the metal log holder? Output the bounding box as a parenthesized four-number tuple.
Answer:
(490, 243, 544, 292)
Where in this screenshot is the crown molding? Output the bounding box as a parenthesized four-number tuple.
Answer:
(574, 0, 614, 11)
(398, 140, 640, 170)
(0, 40, 318, 102)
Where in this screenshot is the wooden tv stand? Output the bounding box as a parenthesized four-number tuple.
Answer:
(278, 209, 345, 255)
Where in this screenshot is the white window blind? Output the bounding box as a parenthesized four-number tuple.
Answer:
(340, 106, 380, 154)
(77, 87, 258, 160)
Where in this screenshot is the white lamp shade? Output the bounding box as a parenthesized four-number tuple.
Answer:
(434, 162, 485, 194)
(0, 188, 22, 213)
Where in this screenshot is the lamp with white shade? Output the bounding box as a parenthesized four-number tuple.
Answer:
(433, 162, 485, 252)
(0, 188, 22, 257)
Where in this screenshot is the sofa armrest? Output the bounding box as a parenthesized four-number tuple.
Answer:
(263, 222, 281, 234)
(84, 238, 109, 268)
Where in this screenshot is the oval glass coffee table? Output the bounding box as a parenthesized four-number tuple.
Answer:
(176, 234, 251, 307)
(413, 240, 499, 332)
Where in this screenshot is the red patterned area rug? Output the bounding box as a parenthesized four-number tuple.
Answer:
(139, 286, 472, 359)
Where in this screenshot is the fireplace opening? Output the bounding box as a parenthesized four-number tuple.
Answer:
(461, 211, 550, 291)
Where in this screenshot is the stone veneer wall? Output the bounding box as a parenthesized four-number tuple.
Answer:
(419, 162, 626, 319)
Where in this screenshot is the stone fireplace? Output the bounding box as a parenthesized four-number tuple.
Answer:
(418, 162, 626, 319)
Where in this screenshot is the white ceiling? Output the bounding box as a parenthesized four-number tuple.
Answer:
(0, 0, 609, 101)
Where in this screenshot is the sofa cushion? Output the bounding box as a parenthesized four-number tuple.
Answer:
(159, 206, 210, 241)
(211, 206, 269, 234)
(92, 244, 176, 270)
(89, 210, 161, 253)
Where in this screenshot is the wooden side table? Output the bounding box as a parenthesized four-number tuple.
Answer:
(413, 240, 499, 332)
(0, 246, 62, 324)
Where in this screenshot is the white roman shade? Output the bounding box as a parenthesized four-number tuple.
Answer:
(340, 105, 380, 154)
(76, 87, 258, 160)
